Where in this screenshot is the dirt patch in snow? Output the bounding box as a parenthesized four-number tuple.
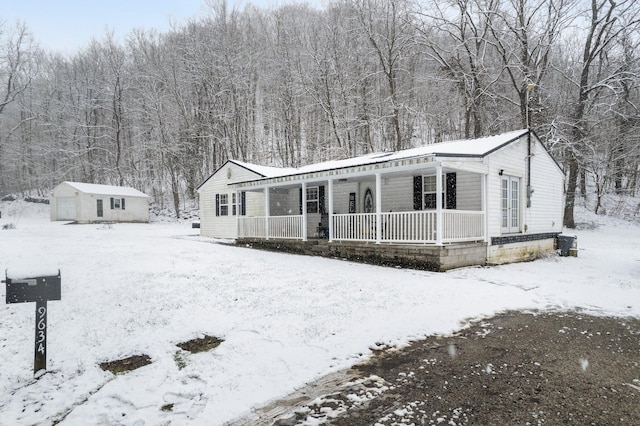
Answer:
(99, 354, 152, 375)
(235, 311, 640, 425)
(176, 335, 223, 353)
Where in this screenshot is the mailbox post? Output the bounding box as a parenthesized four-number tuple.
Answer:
(4, 270, 61, 376)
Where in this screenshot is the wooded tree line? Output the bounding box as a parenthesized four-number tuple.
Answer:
(1, 0, 639, 225)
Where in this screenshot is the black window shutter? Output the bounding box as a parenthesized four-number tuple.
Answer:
(121, 198, 125, 210)
(299, 187, 302, 214)
(413, 176, 422, 210)
(215, 194, 220, 217)
(319, 185, 325, 214)
(110, 197, 114, 209)
(241, 191, 246, 216)
(446, 173, 457, 209)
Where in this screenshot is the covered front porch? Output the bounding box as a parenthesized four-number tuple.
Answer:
(238, 209, 485, 244)
(232, 157, 489, 247)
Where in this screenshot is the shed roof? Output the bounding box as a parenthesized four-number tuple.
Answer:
(62, 182, 150, 198)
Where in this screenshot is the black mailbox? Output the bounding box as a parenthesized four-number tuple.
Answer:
(6, 273, 61, 304)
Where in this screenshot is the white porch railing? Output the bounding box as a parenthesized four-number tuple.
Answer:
(238, 215, 303, 239)
(268, 215, 304, 239)
(442, 210, 485, 242)
(380, 211, 437, 243)
(332, 213, 377, 241)
(238, 217, 266, 238)
(238, 210, 484, 243)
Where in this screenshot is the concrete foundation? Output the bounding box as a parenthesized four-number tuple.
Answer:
(236, 238, 487, 272)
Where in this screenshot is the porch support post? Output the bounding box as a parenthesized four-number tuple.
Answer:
(301, 182, 308, 241)
(375, 173, 382, 244)
(235, 190, 239, 238)
(436, 164, 443, 246)
(265, 187, 270, 240)
(482, 173, 489, 243)
(328, 179, 334, 242)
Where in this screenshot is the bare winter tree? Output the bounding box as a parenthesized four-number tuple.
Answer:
(561, 0, 640, 228)
(353, 0, 417, 151)
(0, 21, 38, 191)
(416, 0, 498, 139)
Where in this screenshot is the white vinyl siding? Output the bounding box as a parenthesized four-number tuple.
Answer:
(524, 140, 565, 233)
(198, 162, 265, 239)
(486, 142, 525, 236)
(455, 171, 481, 211)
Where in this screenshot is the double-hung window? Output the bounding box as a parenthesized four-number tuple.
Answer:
(232, 193, 237, 216)
(110, 197, 125, 210)
(219, 194, 229, 216)
(422, 175, 438, 209)
(414, 174, 456, 210)
(306, 186, 319, 214)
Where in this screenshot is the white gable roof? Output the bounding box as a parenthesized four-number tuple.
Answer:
(229, 160, 296, 178)
(63, 182, 150, 198)
(239, 129, 529, 179)
(199, 129, 541, 189)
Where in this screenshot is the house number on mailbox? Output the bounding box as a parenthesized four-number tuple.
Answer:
(4, 270, 61, 376)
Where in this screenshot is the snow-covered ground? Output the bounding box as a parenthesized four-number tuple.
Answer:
(0, 200, 639, 425)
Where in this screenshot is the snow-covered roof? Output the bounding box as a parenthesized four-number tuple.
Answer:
(235, 129, 529, 181)
(63, 182, 150, 198)
(286, 129, 529, 176)
(198, 129, 536, 190)
(229, 160, 296, 178)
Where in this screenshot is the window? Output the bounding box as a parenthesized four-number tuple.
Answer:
(299, 186, 325, 214)
(110, 197, 125, 210)
(413, 174, 456, 210)
(501, 176, 520, 233)
(306, 186, 319, 214)
(215, 193, 235, 217)
(232, 193, 237, 216)
(97, 199, 103, 217)
(219, 194, 229, 216)
(422, 175, 439, 209)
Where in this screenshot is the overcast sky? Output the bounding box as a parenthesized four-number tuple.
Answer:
(3, 0, 313, 55)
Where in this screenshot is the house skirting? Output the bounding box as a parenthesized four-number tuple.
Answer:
(236, 238, 487, 272)
(487, 233, 559, 265)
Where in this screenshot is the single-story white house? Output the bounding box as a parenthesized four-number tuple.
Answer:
(196, 129, 565, 271)
(50, 182, 151, 223)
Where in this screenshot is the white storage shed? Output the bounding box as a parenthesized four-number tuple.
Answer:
(50, 182, 150, 223)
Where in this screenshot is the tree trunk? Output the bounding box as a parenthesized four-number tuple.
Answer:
(563, 153, 578, 228)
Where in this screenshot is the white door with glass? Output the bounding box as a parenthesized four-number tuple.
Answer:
(501, 176, 520, 233)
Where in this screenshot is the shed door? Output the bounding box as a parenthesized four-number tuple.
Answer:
(57, 197, 76, 220)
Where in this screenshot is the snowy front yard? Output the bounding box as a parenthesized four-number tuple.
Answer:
(1, 201, 639, 425)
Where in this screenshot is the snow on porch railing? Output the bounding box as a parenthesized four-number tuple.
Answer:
(442, 210, 485, 242)
(237, 215, 303, 239)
